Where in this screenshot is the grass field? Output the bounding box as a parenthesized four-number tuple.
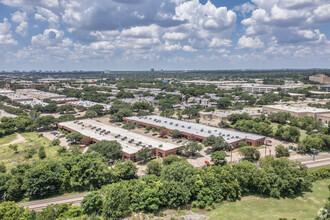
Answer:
(0, 132, 60, 170)
(0, 133, 17, 146)
(205, 179, 330, 220)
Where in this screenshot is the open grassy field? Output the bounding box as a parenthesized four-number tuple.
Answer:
(0, 133, 17, 145)
(0, 132, 60, 170)
(205, 178, 330, 220)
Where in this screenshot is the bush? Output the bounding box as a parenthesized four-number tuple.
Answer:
(163, 155, 184, 165)
(51, 138, 61, 146)
(275, 145, 290, 158)
(81, 191, 103, 215)
(308, 168, 330, 181)
(239, 146, 260, 162)
(122, 122, 135, 130)
(146, 160, 163, 176)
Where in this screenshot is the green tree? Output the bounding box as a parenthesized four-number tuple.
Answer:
(38, 146, 46, 159)
(217, 97, 231, 109)
(0, 163, 6, 173)
(146, 160, 163, 176)
(0, 201, 26, 220)
(135, 148, 151, 162)
(211, 151, 227, 166)
(122, 122, 135, 130)
(88, 140, 122, 160)
(169, 129, 181, 138)
(275, 145, 290, 158)
(51, 138, 60, 146)
(111, 161, 137, 181)
(81, 191, 103, 215)
(103, 182, 131, 219)
(183, 142, 203, 156)
(239, 146, 261, 162)
(85, 110, 98, 118)
(66, 132, 83, 143)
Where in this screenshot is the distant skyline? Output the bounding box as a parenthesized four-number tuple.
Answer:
(0, 0, 330, 71)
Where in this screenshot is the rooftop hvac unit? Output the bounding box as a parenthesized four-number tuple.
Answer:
(208, 130, 211, 133)
(138, 141, 142, 144)
(222, 134, 225, 136)
(130, 139, 134, 142)
(175, 124, 178, 126)
(159, 144, 163, 148)
(142, 145, 146, 148)
(154, 119, 157, 121)
(148, 145, 152, 148)
(170, 122, 173, 125)
(188, 126, 191, 129)
(182, 125, 185, 128)
(236, 136, 239, 138)
(201, 129, 204, 132)
(227, 134, 230, 136)
(165, 121, 167, 123)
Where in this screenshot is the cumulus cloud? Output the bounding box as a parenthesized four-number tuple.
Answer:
(0, 18, 17, 45)
(237, 35, 264, 49)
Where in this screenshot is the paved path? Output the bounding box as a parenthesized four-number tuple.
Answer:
(19, 193, 90, 211)
(0, 133, 26, 146)
(302, 158, 330, 168)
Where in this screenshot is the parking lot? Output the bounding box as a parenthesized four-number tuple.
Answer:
(41, 131, 69, 148)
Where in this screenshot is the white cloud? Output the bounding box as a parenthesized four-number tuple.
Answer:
(15, 21, 28, 36)
(11, 11, 27, 23)
(31, 29, 65, 46)
(182, 45, 196, 52)
(237, 35, 264, 49)
(0, 18, 17, 45)
(34, 7, 59, 28)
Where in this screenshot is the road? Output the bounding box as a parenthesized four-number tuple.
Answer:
(302, 157, 330, 168)
(19, 193, 89, 211)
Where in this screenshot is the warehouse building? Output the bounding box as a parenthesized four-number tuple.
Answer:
(16, 89, 66, 100)
(199, 110, 261, 122)
(2, 92, 33, 102)
(262, 105, 330, 120)
(67, 101, 112, 111)
(124, 116, 266, 148)
(58, 119, 180, 160)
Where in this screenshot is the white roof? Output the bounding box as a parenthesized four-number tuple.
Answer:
(125, 115, 265, 143)
(58, 119, 179, 154)
(68, 101, 112, 110)
(264, 105, 330, 113)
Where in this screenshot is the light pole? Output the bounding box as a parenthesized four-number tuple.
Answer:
(230, 144, 234, 163)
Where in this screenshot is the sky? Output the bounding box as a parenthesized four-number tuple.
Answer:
(0, 0, 330, 71)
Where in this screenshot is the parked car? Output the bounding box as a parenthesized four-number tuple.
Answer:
(144, 131, 149, 134)
(152, 133, 157, 136)
(176, 140, 182, 143)
(158, 135, 164, 138)
(58, 134, 65, 138)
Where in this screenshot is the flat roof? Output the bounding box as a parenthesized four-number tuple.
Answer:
(125, 115, 265, 143)
(68, 101, 112, 110)
(200, 110, 261, 117)
(18, 100, 48, 107)
(263, 105, 330, 113)
(58, 119, 179, 154)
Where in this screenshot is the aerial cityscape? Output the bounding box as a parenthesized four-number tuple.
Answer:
(0, 0, 330, 220)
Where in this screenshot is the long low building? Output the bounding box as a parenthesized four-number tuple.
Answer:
(58, 119, 180, 160)
(124, 116, 266, 148)
(199, 110, 261, 122)
(67, 101, 112, 111)
(262, 105, 330, 119)
(16, 89, 66, 100)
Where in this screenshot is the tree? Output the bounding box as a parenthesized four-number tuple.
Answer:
(203, 135, 230, 152)
(88, 105, 104, 116)
(238, 141, 248, 148)
(0, 201, 27, 220)
(110, 108, 133, 122)
(85, 110, 98, 118)
(35, 115, 57, 130)
(182, 107, 200, 119)
(66, 132, 83, 143)
(23, 161, 62, 199)
(132, 102, 154, 113)
(38, 146, 46, 159)
(58, 114, 75, 122)
(146, 160, 163, 176)
(88, 140, 123, 160)
(183, 142, 203, 156)
(211, 151, 227, 166)
(217, 97, 231, 109)
(51, 138, 60, 146)
(275, 145, 290, 158)
(111, 161, 137, 181)
(170, 129, 181, 138)
(163, 155, 184, 165)
(239, 146, 260, 162)
(122, 122, 135, 130)
(9, 144, 18, 153)
(135, 148, 151, 162)
(103, 182, 131, 219)
(81, 191, 103, 215)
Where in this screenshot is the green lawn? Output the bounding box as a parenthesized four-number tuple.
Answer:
(0, 133, 17, 145)
(205, 179, 330, 220)
(0, 132, 60, 170)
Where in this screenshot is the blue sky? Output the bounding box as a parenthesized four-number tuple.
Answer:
(0, 0, 330, 71)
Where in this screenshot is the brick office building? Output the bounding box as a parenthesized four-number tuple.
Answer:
(124, 115, 266, 148)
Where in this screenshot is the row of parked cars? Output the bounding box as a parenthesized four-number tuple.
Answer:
(50, 131, 65, 138)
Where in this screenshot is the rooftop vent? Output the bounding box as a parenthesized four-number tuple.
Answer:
(159, 144, 163, 148)
(208, 130, 211, 133)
